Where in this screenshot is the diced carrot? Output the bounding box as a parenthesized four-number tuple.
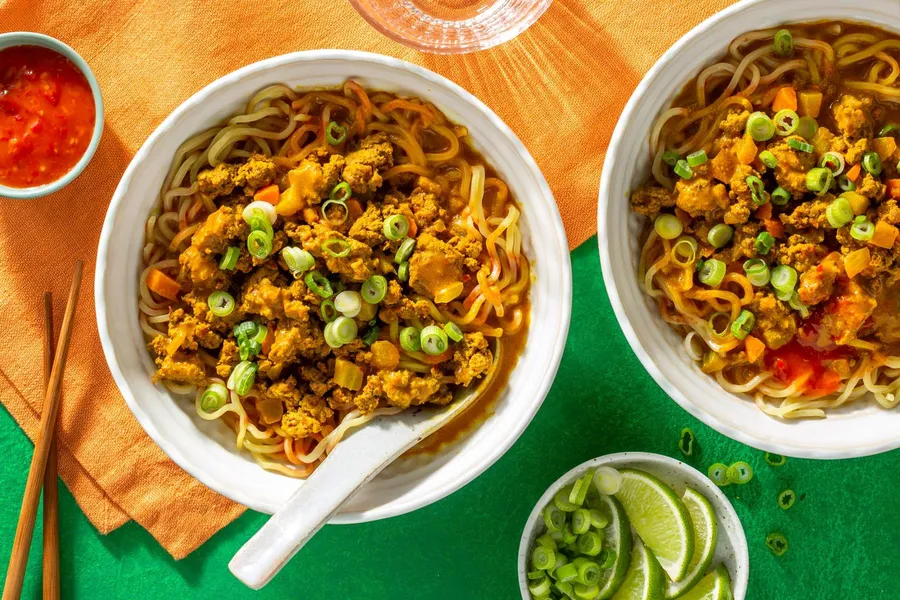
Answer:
(709, 149, 737, 183)
(261, 327, 275, 355)
(736, 133, 758, 165)
(772, 87, 798, 113)
(346, 198, 363, 221)
(844, 247, 871, 278)
(888, 179, 900, 200)
(871, 221, 899, 249)
(754, 203, 773, 220)
(253, 184, 280, 205)
(873, 137, 898, 162)
(797, 90, 823, 118)
(421, 347, 453, 365)
(407, 216, 418, 238)
(146, 268, 180, 301)
(846, 163, 862, 182)
(764, 218, 785, 238)
(745, 335, 766, 363)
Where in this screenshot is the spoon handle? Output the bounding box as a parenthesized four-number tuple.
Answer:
(229, 416, 419, 589)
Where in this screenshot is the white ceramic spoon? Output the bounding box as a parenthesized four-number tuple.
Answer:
(229, 342, 501, 589)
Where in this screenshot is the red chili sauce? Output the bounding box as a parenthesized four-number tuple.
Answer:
(0, 45, 96, 188)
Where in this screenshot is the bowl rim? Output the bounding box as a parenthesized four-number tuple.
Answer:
(516, 452, 750, 600)
(95, 49, 572, 521)
(0, 32, 104, 200)
(597, 0, 900, 460)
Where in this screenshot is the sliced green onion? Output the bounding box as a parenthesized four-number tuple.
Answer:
(537, 533, 558, 552)
(383, 214, 410, 240)
(443, 321, 464, 342)
(766, 532, 788, 556)
(320, 299, 338, 323)
(743, 258, 771, 287)
(555, 485, 578, 512)
(527, 570, 546, 581)
(593, 467, 622, 495)
(397, 261, 410, 282)
(243, 201, 277, 225)
(361, 275, 388, 304)
(325, 121, 348, 145)
(330, 181, 352, 202)
(532, 545, 556, 571)
(672, 236, 699, 266)
(334, 290, 362, 317)
(321, 198, 349, 225)
(252, 324, 268, 345)
(708, 463, 730, 487)
(322, 238, 351, 258)
(755, 231, 776, 255)
(543, 504, 566, 532)
(569, 471, 593, 506)
(771, 265, 798, 294)
(805, 167, 834, 196)
(361, 321, 380, 346)
(826, 196, 854, 228)
(838, 175, 857, 192)
(686, 150, 708, 167)
(820, 151, 845, 176)
(765, 452, 786, 467)
(746, 175, 768, 205)
(571, 508, 591, 535)
(200, 383, 228, 412)
(529, 576, 551, 597)
(572, 557, 601, 587)
(654, 213, 683, 240)
(797, 116, 818, 140)
(863, 151, 883, 176)
(698, 258, 726, 287)
(788, 291, 810, 319)
(759, 150, 778, 169)
(747, 111, 776, 141)
(771, 186, 790, 206)
(727, 461, 754, 484)
(851, 216, 876, 241)
(246, 213, 274, 241)
(787, 138, 813, 153)
(574, 583, 600, 600)
(707, 223, 733, 248)
(662, 150, 680, 166)
(395, 238, 416, 264)
(233, 321, 258, 339)
(238, 338, 261, 361)
(555, 563, 579, 584)
(778, 489, 796, 510)
(597, 550, 616, 569)
(707, 311, 731, 338)
(730, 310, 756, 340)
(207, 291, 235, 317)
(774, 28, 793, 56)
(561, 524, 578, 546)
(219, 246, 240, 271)
(226, 360, 258, 396)
(399, 327, 421, 353)
(674, 159, 693, 179)
(576, 531, 603, 557)
(330, 316, 358, 345)
(282, 246, 315, 275)
(774, 109, 799, 136)
(879, 123, 899, 137)
(304, 270, 333, 298)
(420, 325, 449, 356)
(678, 427, 695, 457)
(247, 230, 273, 259)
(589, 509, 608, 530)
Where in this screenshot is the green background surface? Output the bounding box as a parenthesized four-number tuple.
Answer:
(2, 239, 898, 599)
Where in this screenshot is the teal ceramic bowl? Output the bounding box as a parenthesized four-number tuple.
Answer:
(0, 32, 104, 199)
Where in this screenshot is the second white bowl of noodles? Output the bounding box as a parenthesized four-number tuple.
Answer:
(598, 0, 900, 459)
(96, 51, 571, 517)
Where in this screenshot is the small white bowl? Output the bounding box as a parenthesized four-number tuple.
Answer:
(598, 0, 900, 459)
(96, 51, 571, 520)
(517, 453, 749, 600)
(0, 32, 104, 199)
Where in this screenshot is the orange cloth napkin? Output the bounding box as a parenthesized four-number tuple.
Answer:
(0, 0, 737, 558)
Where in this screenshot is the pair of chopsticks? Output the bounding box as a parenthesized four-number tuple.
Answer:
(2, 261, 84, 600)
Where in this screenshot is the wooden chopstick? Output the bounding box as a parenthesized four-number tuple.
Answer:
(2, 261, 83, 600)
(41, 292, 60, 600)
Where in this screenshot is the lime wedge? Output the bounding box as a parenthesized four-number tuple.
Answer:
(666, 488, 719, 598)
(677, 565, 733, 600)
(615, 469, 694, 582)
(611, 538, 665, 600)
(590, 493, 633, 599)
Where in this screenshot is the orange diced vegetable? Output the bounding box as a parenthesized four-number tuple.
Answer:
(844, 247, 871, 279)
(710, 149, 737, 183)
(346, 198, 363, 221)
(843, 191, 870, 216)
(871, 221, 899, 249)
(797, 91, 823, 118)
(146, 268, 180, 301)
(754, 203, 773, 220)
(764, 218, 785, 238)
(277, 186, 304, 216)
(253, 184, 280, 205)
(166, 330, 186, 357)
(736, 133, 758, 165)
(772, 87, 798, 113)
(256, 397, 284, 425)
(407, 215, 418, 238)
(261, 327, 275, 355)
(873, 137, 898, 162)
(888, 179, 900, 200)
(421, 347, 453, 365)
(369, 341, 400, 370)
(334, 358, 365, 391)
(745, 335, 766, 363)
(846, 164, 861, 182)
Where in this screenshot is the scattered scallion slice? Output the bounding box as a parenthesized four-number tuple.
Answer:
(771, 186, 791, 206)
(686, 150, 708, 167)
(726, 461, 754, 484)
(325, 120, 348, 145)
(774, 109, 799, 136)
(863, 151, 883, 176)
(743, 258, 771, 287)
(662, 150, 680, 166)
(747, 111, 776, 141)
(787, 138, 813, 153)
(219, 246, 240, 271)
(593, 466, 622, 495)
(759, 150, 778, 169)
(207, 291, 235, 317)
(707, 463, 730, 487)
(399, 327, 421, 353)
(420, 325, 449, 356)
(730, 310, 755, 340)
(774, 28, 793, 56)
(674, 159, 693, 179)
(654, 213, 683, 240)
(698, 258, 726, 287)
(755, 231, 775, 255)
(443, 321, 464, 342)
(199, 383, 228, 413)
(707, 223, 733, 248)
(383, 214, 410, 240)
(361, 275, 388, 304)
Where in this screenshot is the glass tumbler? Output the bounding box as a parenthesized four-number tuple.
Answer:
(348, 0, 553, 54)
